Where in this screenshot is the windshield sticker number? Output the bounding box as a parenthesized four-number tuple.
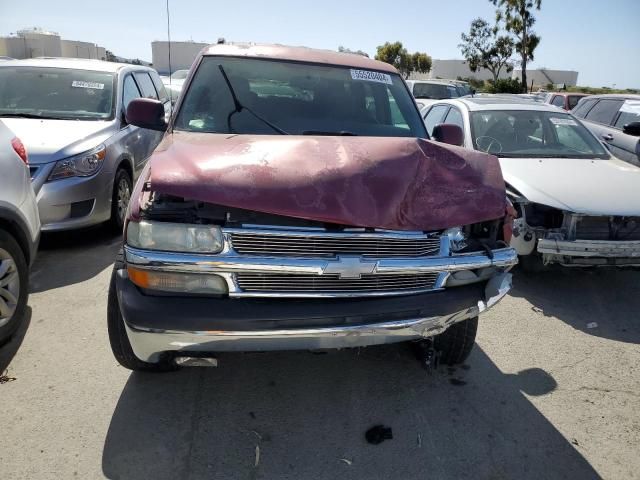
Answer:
(71, 80, 105, 90)
(350, 69, 392, 85)
(549, 117, 578, 126)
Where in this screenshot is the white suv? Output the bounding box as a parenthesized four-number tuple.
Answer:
(0, 120, 39, 344)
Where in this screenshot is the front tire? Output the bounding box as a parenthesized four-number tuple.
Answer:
(107, 255, 176, 372)
(110, 168, 132, 232)
(433, 316, 479, 366)
(0, 230, 29, 346)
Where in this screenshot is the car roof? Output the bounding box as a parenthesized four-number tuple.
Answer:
(547, 92, 589, 97)
(582, 93, 640, 100)
(408, 79, 458, 85)
(0, 57, 149, 73)
(201, 43, 397, 73)
(426, 96, 568, 112)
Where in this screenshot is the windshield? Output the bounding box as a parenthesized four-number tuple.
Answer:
(174, 57, 427, 137)
(412, 83, 459, 100)
(171, 69, 189, 80)
(0, 67, 115, 120)
(455, 84, 472, 96)
(470, 110, 610, 159)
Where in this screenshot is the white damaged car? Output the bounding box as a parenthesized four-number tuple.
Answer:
(422, 97, 640, 270)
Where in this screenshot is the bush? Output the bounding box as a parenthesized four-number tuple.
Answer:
(488, 78, 523, 94)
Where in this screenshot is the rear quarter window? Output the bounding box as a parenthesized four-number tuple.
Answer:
(584, 99, 624, 125)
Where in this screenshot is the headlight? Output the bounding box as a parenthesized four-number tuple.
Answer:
(443, 227, 467, 252)
(127, 220, 224, 253)
(48, 145, 106, 181)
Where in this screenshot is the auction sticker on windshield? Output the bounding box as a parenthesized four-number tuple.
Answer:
(71, 80, 105, 89)
(549, 117, 578, 126)
(350, 69, 393, 85)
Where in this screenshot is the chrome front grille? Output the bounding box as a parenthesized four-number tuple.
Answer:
(235, 272, 440, 294)
(229, 230, 441, 257)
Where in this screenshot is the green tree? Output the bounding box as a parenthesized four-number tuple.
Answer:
(492, 0, 542, 92)
(375, 41, 431, 79)
(459, 18, 514, 83)
(488, 77, 522, 93)
(105, 50, 117, 62)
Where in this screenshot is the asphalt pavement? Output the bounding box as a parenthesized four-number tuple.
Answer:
(0, 225, 638, 479)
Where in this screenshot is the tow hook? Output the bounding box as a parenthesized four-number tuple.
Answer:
(413, 339, 440, 374)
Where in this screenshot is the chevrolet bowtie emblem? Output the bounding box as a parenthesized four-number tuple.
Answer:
(323, 256, 377, 279)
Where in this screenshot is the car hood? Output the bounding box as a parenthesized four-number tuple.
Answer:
(144, 132, 506, 231)
(1, 118, 115, 164)
(500, 156, 640, 215)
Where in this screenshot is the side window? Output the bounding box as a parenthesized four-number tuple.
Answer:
(134, 72, 158, 100)
(614, 100, 640, 130)
(443, 107, 464, 130)
(571, 98, 597, 117)
(551, 95, 565, 108)
(567, 96, 582, 110)
(585, 99, 624, 125)
(149, 71, 169, 103)
(423, 105, 449, 136)
(122, 75, 141, 110)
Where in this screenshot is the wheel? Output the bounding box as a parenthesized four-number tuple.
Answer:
(433, 316, 478, 366)
(107, 253, 176, 372)
(110, 168, 132, 232)
(0, 230, 29, 345)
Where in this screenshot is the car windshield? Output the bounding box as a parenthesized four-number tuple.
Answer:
(412, 83, 459, 100)
(174, 57, 426, 137)
(455, 84, 472, 96)
(170, 69, 188, 80)
(470, 109, 610, 159)
(0, 66, 115, 120)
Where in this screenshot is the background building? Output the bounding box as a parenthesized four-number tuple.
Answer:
(0, 27, 107, 60)
(512, 68, 579, 88)
(409, 59, 513, 82)
(151, 40, 209, 75)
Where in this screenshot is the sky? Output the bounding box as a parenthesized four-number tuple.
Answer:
(1, 0, 639, 88)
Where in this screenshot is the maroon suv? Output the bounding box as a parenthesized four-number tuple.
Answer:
(108, 43, 517, 372)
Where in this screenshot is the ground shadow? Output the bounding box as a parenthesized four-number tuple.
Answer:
(30, 224, 121, 293)
(0, 306, 31, 374)
(510, 266, 640, 344)
(102, 345, 598, 480)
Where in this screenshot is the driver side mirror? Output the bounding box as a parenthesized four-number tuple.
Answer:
(623, 121, 640, 137)
(432, 124, 464, 146)
(126, 98, 167, 131)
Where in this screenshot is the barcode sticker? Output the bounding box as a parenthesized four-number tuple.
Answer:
(71, 80, 104, 89)
(350, 69, 392, 85)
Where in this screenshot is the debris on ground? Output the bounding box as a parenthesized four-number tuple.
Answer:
(449, 378, 467, 386)
(365, 425, 393, 445)
(340, 458, 352, 466)
(531, 306, 543, 314)
(0, 370, 16, 384)
(254, 445, 260, 467)
(417, 433, 422, 447)
(586, 322, 598, 329)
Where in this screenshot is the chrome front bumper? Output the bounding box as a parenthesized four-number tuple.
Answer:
(538, 239, 640, 266)
(123, 273, 512, 361)
(124, 245, 518, 298)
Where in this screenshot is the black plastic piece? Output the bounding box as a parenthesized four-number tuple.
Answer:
(365, 425, 393, 445)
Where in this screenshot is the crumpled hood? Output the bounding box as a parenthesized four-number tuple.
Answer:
(1, 118, 114, 164)
(500, 157, 640, 216)
(146, 132, 507, 231)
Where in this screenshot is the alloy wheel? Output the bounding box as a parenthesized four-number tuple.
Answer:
(0, 248, 20, 327)
(117, 177, 131, 223)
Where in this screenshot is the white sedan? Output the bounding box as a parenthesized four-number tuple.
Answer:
(422, 97, 640, 270)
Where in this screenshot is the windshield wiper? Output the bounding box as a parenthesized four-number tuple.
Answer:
(0, 112, 64, 120)
(302, 130, 357, 136)
(217, 65, 288, 135)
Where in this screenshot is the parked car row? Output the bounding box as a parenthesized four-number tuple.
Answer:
(0, 57, 172, 346)
(421, 96, 640, 271)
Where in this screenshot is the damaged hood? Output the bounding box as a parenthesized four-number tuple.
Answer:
(146, 132, 506, 231)
(500, 157, 640, 216)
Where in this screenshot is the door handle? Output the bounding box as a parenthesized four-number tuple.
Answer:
(602, 134, 614, 141)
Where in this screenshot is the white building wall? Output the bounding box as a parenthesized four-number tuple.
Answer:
(61, 40, 101, 59)
(408, 59, 512, 82)
(151, 41, 209, 74)
(512, 69, 579, 87)
(0, 29, 108, 60)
